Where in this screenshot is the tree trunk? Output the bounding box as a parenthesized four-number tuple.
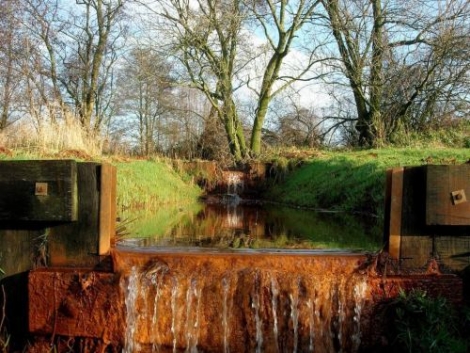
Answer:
(222, 98, 247, 162)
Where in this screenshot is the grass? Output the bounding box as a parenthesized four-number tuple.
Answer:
(115, 159, 203, 214)
(264, 147, 470, 218)
(384, 289, 470, 353)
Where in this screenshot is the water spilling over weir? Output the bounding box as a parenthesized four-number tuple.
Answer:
(116, 249, 368, 353)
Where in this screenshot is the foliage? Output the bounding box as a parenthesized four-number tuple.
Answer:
(388, 120, 470, 149)
(385, 290, 469, 353)
(266, 156, 305, 183)
(264, 148, 470, 217)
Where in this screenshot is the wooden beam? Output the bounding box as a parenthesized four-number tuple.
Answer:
(0, 160, 78, 222)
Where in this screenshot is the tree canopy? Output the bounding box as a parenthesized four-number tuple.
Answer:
(1, 0, 469, 160)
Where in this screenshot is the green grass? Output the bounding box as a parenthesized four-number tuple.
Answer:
(264, 148, 470, 217)
(385, 290, 470, 353)
(3, 146, 470, 226)
(115, 160, 203, 213)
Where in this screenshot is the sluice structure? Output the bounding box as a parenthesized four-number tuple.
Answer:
(0, 161, 468, 352)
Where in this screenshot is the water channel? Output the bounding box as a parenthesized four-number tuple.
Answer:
(118, 202, 383, 251)
(114, 196, 386, 351)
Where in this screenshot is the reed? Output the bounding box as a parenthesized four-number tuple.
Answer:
(0, 116, 103, 158)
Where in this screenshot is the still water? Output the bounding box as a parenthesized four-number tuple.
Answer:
(118, 202, 383, 251)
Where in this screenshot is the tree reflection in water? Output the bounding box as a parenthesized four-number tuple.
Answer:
(118, 203, 383, 251)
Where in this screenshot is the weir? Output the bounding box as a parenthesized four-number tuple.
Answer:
(26, 249, 462, 352)
(1, 161, 469, 352)
(115, 249, 368, 353)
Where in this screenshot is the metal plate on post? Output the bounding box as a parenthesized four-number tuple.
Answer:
(450, 189, 466, 205)
(35, 182, 48, 196)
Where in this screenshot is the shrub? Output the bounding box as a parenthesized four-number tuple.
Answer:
(386, 290, 469, 353)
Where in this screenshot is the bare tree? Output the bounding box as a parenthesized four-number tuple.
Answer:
(137, 0, 326, 161)
(117, 47, 177, 155)
(322, 0, 470, 147)
(146, 0, 248, 161)
(244, 0, 324, 155)
(23, 0, 127, 132)
(276, 106, 323, 148)
(0, 0, 24, 129)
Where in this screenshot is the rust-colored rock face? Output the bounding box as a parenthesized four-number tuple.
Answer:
(27, 250, 462, 353)
(28, 269, 125, 350)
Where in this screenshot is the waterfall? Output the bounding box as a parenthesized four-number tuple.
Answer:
(118, 251, 370, 353)
(270, 274, 280, 353)
(290, 276, 300, 353)
(252, 271, 263, 353)
(171, 277, 179, 353)
(225, 171, 244, 195)
(123, 266, 141, 353)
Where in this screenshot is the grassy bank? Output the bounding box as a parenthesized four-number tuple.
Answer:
(115, 159, 202, 212)
(264, 148, 470, 217)
(115, 159, 204, 238)
(117, 148, 470, 219)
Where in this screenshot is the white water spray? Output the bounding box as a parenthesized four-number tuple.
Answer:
(270, 275, 280, 353)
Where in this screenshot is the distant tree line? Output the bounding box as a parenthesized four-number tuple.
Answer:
(1, 0, 469, 161)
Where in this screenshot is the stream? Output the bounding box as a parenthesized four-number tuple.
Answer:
(118, 202, 383, 251)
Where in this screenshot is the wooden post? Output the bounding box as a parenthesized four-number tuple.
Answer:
(426, 164, 470, 225)
(99, 163, 117, 255)
(388, 167, 404, 260)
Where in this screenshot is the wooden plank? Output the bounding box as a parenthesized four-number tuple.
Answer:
(48, 163, 100, 268)
(435, 236, 470, 271)
(98, 164, 116, 255)
(399, 166, 434, 268)
(0, 229, 43, 278)
(426, 164, 470, 225)
(111, 165, 117, 247)
(388, 167, 404, 259)
(0, 160, 78, 222)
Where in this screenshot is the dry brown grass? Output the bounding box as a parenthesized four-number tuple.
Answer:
(0, 116, 103, 158)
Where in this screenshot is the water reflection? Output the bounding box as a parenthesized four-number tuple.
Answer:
(119, 203, 383, 251)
